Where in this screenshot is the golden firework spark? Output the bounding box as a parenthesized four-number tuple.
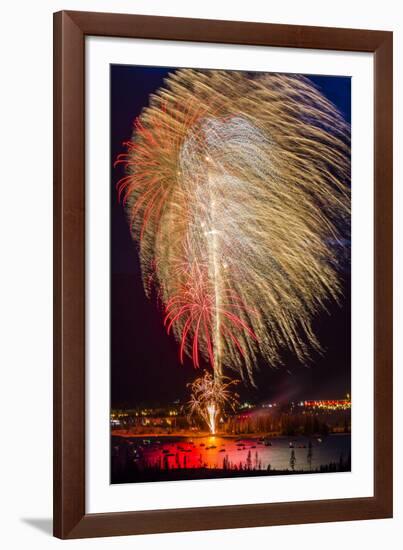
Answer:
(187, 371, 239, 434)
(116, 69, 350, 385)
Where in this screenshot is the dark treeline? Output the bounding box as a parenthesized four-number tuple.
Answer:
(113, 408, 351, 436)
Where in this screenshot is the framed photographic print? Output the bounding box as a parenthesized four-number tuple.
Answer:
(53, 11, 393, 539)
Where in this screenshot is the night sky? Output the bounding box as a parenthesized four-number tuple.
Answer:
(110, 65, 351, 409)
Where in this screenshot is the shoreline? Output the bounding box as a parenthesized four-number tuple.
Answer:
(111, 431, 350, 439)
(112, 431, 276, 439)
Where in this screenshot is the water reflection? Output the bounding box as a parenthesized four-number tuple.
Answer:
(112, 433, 351, 482)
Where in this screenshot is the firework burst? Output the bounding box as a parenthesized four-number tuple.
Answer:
(187, 371, 239, 434)
(116, 69, 350, 386)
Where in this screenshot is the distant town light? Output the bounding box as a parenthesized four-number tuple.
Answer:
(303, 399, 351, 411)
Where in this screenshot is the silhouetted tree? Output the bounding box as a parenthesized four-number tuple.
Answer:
(307, 439, 313, 471)
(290, 449, 296, 471)
(246, 450, 252, 470)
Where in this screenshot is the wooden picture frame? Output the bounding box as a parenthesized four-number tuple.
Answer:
(53, 10, 393, 539)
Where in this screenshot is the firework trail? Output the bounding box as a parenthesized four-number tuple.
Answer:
(116, 69, 350, 386)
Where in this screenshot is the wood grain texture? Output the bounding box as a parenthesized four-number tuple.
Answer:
(53, 10, 393, 539)
(53, 11, 85, 539)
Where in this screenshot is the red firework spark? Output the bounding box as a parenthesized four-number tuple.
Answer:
(163, 262, 258, 369)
